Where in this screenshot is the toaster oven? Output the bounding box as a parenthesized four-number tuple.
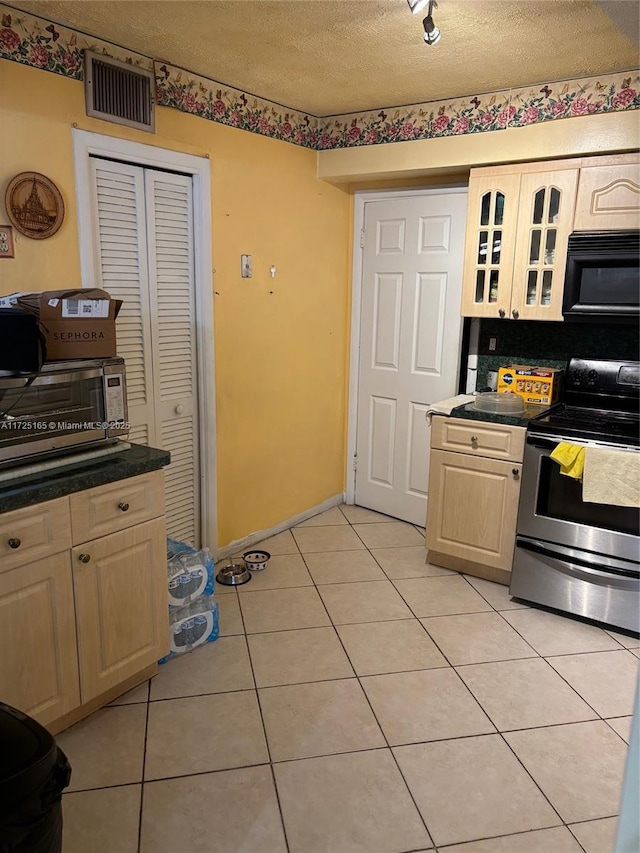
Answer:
(0, 357, 128, 468)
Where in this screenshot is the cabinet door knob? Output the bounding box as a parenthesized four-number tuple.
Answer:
(7, 537, 21, 549)
(118, 502, 130, 512)
(512, 468, 520, 479)
(512, 309, 519, 319)
(175, 404, 184, 415)
(78, 553, 91, 564)
(498, 308, 506, 318)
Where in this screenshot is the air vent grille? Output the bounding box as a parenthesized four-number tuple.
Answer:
(568, 230, 640, 255)
(85, 51, 155, 133)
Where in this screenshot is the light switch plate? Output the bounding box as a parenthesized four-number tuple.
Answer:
(241, 254, 253, 278)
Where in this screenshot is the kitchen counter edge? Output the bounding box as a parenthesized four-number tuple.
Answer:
(0, 444, 171, 513)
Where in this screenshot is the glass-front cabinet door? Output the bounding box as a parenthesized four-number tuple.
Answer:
(461, 174, 521, 318)
(511, 170, 579, 321)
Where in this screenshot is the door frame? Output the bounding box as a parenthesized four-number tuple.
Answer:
(346, 186, 467, 505)
(72, 129, 217, 552)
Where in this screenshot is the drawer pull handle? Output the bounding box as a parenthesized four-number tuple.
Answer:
(512, 468, 520, 479)
(471, 435, 478, 443)
(78, 553, 91, 564)
(118, 502, 130, 512)
(7, 538, 21, 549)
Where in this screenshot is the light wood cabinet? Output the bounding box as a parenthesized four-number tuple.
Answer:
(574, 161, 640, 231)
(461, 163, 578, 321)
(426, 449, 521, 572)
(70, 470, 165, 544)
(510, 169, 579, 321)
(0, 470, 167, 732)
(0, 552, 80, 726)
(431, 416, 525, 461)
(0, 496, 71, 574)
(461, 153, 639, 321)
(73, 517, 168, 701)
(426, 417, 525, 581)
(460, 173, 521, 318)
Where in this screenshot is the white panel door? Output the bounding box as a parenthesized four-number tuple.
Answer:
(355, 191, 468, 525)
(89, 159, 200, 545)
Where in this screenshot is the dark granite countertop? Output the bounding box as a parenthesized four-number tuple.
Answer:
(446, 403, 551, 428)
(0, 444, 170, 513)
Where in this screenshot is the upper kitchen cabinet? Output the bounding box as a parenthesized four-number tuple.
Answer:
(460, 174, 521, 319)
(461, 163, 578, 321)
(510, 169, 579, 321)
(574, 159, 640, 231)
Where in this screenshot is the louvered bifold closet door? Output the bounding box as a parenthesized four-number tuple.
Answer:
(89, 158, 156, 448)
(145, 170, 200, 546)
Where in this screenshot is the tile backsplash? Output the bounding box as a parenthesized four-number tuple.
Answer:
(476, 320, 639, 390)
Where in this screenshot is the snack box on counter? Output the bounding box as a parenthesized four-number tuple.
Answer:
(497, 365, 563, 406)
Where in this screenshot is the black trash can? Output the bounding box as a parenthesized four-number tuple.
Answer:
(0, 702, 71, 853)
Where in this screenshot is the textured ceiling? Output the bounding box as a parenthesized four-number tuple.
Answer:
(11, 0, 640, 116)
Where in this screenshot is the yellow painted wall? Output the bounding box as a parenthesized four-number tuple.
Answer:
(0, 60, 351, 547)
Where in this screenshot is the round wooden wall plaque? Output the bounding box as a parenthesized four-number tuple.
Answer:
(5, 172, 65, 240)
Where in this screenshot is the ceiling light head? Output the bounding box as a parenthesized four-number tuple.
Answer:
(422, 0, 441, 45)
(407, 0, 429, 14)
(423, 15, 441, 44)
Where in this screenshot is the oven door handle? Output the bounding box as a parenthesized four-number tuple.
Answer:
(518, 537, 639, 578)
(526, 433, 638, 453)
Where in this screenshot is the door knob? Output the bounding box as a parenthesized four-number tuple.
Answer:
(512, 309, 520, 319)
(7, 538, 21, 549)
(498, 308, 506, 318)
(175, 404, 184, 415)
(118, 502, 130, 512)
(78, 553, 91, 563)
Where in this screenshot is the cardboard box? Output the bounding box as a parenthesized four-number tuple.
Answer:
(15, 289, 122, 361)
(497, 365, 563, 406)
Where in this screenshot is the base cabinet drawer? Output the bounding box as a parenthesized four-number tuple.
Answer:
(0, 496, 71, 573)
(426, 449, 522, 572)
(72, 517, 168, 703)
(431, 416, 526, 462)
(70, 471, 165, 545)
(0, 552, 80, 725)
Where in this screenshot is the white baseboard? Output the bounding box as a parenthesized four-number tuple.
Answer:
(215, 493, 345, 560)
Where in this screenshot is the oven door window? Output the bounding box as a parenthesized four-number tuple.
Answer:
(0, 374, 106, 447)
(537, 455, 639, 535)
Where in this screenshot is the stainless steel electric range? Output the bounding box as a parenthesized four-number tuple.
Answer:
(510, 358, 640, 634)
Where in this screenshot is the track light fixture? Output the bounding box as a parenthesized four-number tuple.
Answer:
(407, 0, 429, 14)
(422, 0, 441, 45)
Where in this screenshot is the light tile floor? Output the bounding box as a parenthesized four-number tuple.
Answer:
(58, 504, 639, 853)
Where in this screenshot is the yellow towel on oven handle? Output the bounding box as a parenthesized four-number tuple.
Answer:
(550, 442, 586, 480)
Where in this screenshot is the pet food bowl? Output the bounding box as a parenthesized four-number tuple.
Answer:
(216, 561, 252, 586)
(243, 550, 271, 572)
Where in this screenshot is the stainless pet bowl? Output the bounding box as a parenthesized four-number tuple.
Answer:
(243, 550, 271, 572)
(216, 561, 252, 586)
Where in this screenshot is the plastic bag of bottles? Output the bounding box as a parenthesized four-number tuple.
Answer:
(159, 595, 220, 663)
(166, 538, 215, 607)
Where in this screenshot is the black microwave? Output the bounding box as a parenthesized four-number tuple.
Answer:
(562, 230, 639, 323)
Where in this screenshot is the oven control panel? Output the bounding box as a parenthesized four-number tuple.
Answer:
(566, 358, 640, 394)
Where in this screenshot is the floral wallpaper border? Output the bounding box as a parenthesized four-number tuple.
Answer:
(0, 3, 151, 79)
(1, 3, 638, 151)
